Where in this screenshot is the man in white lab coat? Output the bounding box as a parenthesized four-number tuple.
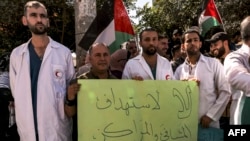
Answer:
(9, 1, 79, 141)
(122, 28, 174, 80)
(174, 29, 231, 128)
(224, 16, 250, 125)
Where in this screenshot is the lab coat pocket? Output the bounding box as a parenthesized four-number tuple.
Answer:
(52, 64, 66, 98)
(52, 64, 67, 119)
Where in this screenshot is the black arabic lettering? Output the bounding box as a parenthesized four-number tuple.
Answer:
(133, 120, 138, 133)
(96, 95, 112, 109)
(141, 121, 151, 134)
(92, 129, 101, 140)
(150, 123, 154, 136)
(159, 125, 169, 141)
(114, 98, 131, 115)
(132, 97, 150, 109)
(96, 88, 116, 110)
(146, 90, 160, 110)
(102, 122, 133, 140)
(154, 134, 159, 141)
(172, 85, 192, 119)
(96, 88, 161, 115)
(140, 121, 155, 141)
(114, 91, 160, 115)
(170, 123, 191, 140)
(182, 123, 191, 138)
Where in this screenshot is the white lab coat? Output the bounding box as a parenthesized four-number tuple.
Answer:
(9, 37, 75, 141)
(175, 54, 231, 128)
(122, 54, 174, 80)
(224, 44, 250, 124)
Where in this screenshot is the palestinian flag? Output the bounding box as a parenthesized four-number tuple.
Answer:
(78, 0, 135, 54)
(198, 0, 223, 36)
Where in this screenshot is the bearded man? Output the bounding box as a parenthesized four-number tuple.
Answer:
(122, 28, 174, 80)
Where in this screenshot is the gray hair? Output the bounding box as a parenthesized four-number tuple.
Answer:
(24, 1, 47, 16)
(240, 16, 250, 42)
(88, 42, 109, 55)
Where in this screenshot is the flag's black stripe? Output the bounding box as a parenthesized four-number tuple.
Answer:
(78, 0, 114, 50)
(201, 0, 209, 11)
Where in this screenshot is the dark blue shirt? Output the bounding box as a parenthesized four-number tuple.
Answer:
(28, 43, 42, 138)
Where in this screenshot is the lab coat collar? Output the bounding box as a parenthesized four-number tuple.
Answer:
(18, 37, 59, 56)
(137, 53, 162, 80)
(241, 43, 250, 54)
(184, 53, 207, 65)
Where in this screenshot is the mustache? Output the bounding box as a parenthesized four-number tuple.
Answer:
(212, 48, 219, 52)
(36, 22, 45, 26)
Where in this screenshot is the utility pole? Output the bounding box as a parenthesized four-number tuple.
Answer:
(74, 0, 96, 69)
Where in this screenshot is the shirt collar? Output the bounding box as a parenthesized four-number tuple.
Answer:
(20, 36, 59, 55)
(241, 43, 250, 54)
(88, 69, 115, 79)
(184, 54, 208, 66)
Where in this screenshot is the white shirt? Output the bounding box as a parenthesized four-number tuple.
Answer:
(175, 54, 231, 128)
(9, 37, 75, 141)
(224, 44, 250, 97)
(224, 44, 250, 124)
(122, 54, 174, 80)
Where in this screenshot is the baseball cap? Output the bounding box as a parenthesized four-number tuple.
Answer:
(206, 32, 228, 43)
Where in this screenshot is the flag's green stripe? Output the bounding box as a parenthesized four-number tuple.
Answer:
(109, 31, 134, 54)
(201, 17, 220, 36)
(241, 97, 250, 124)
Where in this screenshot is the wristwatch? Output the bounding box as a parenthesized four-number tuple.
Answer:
(65, 94, 76, 106)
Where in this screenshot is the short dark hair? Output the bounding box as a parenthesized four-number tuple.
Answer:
(126, 38, 137, 49)
(158, 34, 169, 40)
(171, 44, 181, 56)
(233, 31, 241, 38)
(24, 1, 47, 16)
(139, 28, 158, 41)
(181, 29, 201, 44)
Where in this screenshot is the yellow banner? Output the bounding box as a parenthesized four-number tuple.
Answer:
(78, 80, 199, 141)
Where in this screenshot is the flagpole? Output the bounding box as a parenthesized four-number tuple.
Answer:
(213, 0, 226, 32)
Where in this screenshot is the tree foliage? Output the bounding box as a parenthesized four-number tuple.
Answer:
(1, 0, 248, 55)
(134, 0, 250, 38)
(218, 0, 250, 35)
(0, 0, 75, 55)
(96, 0, 136, 24)
(0, 0, 135, 55)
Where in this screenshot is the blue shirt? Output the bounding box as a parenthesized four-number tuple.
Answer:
(28, 42, 42, 136)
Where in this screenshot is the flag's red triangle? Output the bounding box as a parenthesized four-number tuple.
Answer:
(114, 0, 135, 35)
(204, 0, 222, 23)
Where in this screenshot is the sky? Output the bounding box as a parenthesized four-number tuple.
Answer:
(136, 0, 152, 7)
(130, 0, 152, 24)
